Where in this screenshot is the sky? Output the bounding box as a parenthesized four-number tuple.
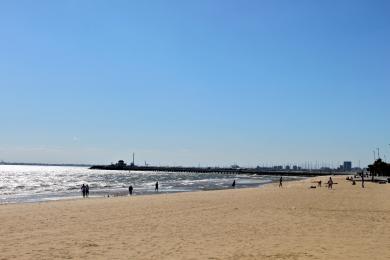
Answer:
(0, 0, 389, 167)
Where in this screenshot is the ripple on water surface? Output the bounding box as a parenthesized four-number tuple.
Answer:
(0, 165, 304, 204)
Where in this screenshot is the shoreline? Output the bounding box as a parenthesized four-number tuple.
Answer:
(1, 175, 389, 259)
(0, 175, 304, 206)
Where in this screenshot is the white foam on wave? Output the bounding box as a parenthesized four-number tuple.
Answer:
(0, 165, 302, 204)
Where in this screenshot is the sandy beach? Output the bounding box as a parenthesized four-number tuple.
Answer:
(1, 176, 389, 260)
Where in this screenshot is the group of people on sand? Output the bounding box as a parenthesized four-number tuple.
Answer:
(311, 176, 369, 190)
(326, 176, 366, 189)
(278, 177, 334, 189)
(314, 177, 332, 189)
(347, 175, 365, 188)
(83, 175, 365, 198)
(80, 184, 89, 198)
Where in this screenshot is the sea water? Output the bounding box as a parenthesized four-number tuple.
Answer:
(0, 165, 304, 204)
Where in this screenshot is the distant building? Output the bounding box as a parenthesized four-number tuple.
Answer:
(343, 161, 352, 171)
(285, 165, 290, 170)
(117, 160, 126, 167)
(231, 164, 240, 169)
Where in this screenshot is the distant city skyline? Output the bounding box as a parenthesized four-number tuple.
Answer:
(0, 158, 362, 171)
(1, 1, 389, 167)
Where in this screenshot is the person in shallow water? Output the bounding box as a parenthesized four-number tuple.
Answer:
(155, 181, 159, 192)
(81, 184, 86, 198)
(279, 177, 283, 188)
(129, 185, 133, 195)
(86, 184, 89, 197)
(232, 180, 236, 188)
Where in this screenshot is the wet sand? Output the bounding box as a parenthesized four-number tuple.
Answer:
(0, 176, 389, 259)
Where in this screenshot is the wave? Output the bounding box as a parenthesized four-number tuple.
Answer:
(0, 165, 304, 204)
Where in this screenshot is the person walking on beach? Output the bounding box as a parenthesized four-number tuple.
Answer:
(279, 177, 283, 188)
(232, 180, 236, 188)
(155, 181, 159, 192)
(362, 174, 365, 188)
(86, 184, 89, 197)
(81, 184, 86, 198)
(129, 185, 133, 195)
(327, 177, 333, 189)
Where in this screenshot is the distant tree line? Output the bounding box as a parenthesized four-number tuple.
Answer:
(368, 159, 390, 177)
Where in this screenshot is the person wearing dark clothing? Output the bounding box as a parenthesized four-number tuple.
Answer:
(327, 177, 333, 189)
(232, 180, 236, 188)
(362, 174, 365, 188)
(81, 184, 86, 198)
(86, 184, 89, 197)
(129, 185, 133, 195)
(155, 181, 159, 192)
(279, 177, 283, 188)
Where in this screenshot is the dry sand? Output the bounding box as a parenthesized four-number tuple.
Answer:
(1, 176, 390, 260)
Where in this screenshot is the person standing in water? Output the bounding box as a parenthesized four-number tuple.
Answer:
(81, 184, 86, 198)
(129, 185, 133, 195)
(86, 184, 89, 197)
(155, 181, 159, 192)
(232, 180, 236, 188)
(279, 177, 283, 188)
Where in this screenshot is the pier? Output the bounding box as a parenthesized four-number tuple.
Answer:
(90, 164, 351, 177)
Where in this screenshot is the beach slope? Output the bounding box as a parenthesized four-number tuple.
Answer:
(1, 176, 389, 259)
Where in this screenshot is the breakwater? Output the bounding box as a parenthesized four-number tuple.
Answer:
(90, 164, 350, 177)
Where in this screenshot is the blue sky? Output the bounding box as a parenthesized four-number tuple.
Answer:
(0, 0, 389, 167)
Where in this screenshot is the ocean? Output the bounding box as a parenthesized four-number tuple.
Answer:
(0, 165, 304, 204)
